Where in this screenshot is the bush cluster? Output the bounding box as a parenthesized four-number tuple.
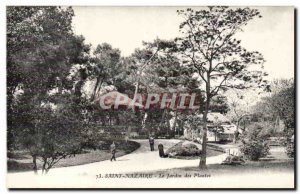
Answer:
(240, 124, 270, 161)
(166, 142, 201, 157)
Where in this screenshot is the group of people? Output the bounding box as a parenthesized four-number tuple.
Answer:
(109, 136, 159, 161)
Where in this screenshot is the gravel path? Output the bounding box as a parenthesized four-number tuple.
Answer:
(7, 139, 227, 188)
(7, 140, 293, 189)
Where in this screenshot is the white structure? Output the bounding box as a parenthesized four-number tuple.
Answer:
(184, 112, 242, 142)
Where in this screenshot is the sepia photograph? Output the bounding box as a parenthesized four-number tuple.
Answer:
(6, 6, 295, 189)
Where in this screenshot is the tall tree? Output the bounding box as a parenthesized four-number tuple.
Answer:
(259, 79, 294, 136)
(89, 43, 122, 101)
(127, 39, 201, 135)
(176, 6, 268, 169)
(7, 6, 90, 173)
(225, 89, 260, 134)
(124, 40, 177, 134)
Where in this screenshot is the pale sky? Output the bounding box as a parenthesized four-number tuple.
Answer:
(72, 6, 294, 80)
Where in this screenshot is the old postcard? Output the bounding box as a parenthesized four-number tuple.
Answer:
(6, 6, 295, 189)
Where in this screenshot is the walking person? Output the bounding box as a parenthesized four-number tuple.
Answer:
(149, 136, 155, 151)
(110, 141, 116, 161)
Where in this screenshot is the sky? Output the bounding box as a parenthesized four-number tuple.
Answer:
(72, 6, 294, 80)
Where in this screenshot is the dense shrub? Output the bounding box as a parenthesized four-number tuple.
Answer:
(240, 124, 270, 161)
(7, 160, 34, 172)
(240, 140, 269, 161)
(286, 142, 294, 158)
(166, 142, 201, 157)
(222, 155, 245, 165)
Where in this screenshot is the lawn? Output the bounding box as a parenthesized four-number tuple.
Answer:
(7, 140, 140, 173)
(138, 159, 294, 177)
(137, 144, 294, 177)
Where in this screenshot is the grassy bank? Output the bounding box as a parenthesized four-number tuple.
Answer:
(8, 140, 140, 173)
(139, 159, 294, 176)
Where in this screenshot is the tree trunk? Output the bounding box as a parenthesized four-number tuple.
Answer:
(109, 113, 112, 130)
(32, 155, 38, 174)
(166, 110, 170, 136)
(199, 109, 208, 169)
(115, 113, 120, 125)
(158, 109, 167, 131)
(200, 76, 211, 169)
(74, 80, 84, 102)
(91, 76, 104, 101)
(92, 77, 100, 100)
(172, 109, 178, 131)
(134, 81, 140, 100)
(42, 157, 47, 174)
(234, 120, 240, 143)
(215, 131, 217, 142)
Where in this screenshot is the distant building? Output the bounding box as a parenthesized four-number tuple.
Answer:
(206, 112, 240, 142)
(184, 112, 242, 142)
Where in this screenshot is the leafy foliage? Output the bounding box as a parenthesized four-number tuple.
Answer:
(7, 6, 91, 173)
(7, 6, 292, 173)
(166, 142, 201, 157)
(175, 6, 268, 168)
(240, 123, 270, 161)
(252, 79, 295, 158)
(286, 142, 295, 158)
(176, 7, 268, 95)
